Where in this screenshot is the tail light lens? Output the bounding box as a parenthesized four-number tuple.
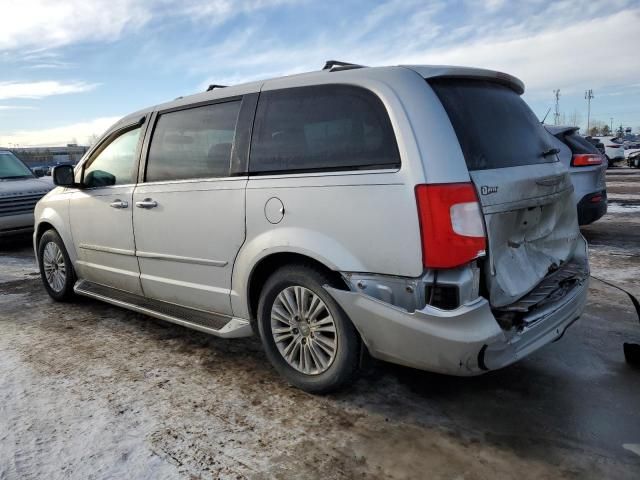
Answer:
(415, 183, 487, 269)
(571, 154, 603, 166)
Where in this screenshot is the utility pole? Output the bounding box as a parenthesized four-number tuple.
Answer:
(585, 89, 594, 133)
(553, 89, 561, 125)
(610, 118, 613, 132)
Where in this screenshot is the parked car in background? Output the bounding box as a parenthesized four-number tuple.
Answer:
(628, 150, 640, 168)
(596, 136, 625, 166)
(545, 126, 607, 225)
(0, 149, 53, 237)
(584, 136, 605, 155)
(29, 165, 48, 177)
(34, 63, 589, 393)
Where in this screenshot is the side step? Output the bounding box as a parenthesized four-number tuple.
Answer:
(74, 280, 252, 338)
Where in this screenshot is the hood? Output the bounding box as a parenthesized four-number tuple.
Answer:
(0, 177, 54, 197)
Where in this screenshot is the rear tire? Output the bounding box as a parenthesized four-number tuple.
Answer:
(38, 229, 76, 301)
(256, 263, 361, 393)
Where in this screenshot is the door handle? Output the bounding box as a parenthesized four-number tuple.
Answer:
(109, 199, 129, 209)
(135, 198, 158, 209)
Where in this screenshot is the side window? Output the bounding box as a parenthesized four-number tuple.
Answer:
(83, 127, 141, 188)
(250, 85, 400, 174)
(145, 101, 241, 182)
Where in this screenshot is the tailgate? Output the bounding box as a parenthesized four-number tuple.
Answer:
(429, 78, 582, 308)
(469, 164, 580, 307)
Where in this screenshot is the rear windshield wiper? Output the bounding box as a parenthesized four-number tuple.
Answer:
(541, 147, 560, 157)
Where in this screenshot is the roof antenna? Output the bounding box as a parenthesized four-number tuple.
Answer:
(206, 84, 227, 92)
(540, 107, 551, 124)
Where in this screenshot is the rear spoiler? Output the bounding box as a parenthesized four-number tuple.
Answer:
(403, 65, 525, 95)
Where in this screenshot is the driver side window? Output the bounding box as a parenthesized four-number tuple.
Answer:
(83, 127, 142, 188)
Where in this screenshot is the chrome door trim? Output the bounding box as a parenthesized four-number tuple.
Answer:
(78, 243, 136, 256)
(135, 250, 228, 267)
(135, 198, 158, 209)
(109, 199, 129, 209)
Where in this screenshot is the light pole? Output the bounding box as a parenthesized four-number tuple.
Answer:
(610, 117, 613, 132)
(585, 89, 594, 133)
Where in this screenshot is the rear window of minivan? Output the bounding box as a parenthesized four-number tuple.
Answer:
(430, 79, 555, 171)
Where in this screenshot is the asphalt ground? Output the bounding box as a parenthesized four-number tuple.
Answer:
(1, 169, 639, 479)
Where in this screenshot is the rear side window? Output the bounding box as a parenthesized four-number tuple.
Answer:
(250, 85, 400, 174)
(146, 101, 241, 182)
(430, 79, 555, 171)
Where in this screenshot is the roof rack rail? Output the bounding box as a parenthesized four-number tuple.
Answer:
(322, 60, 365, 72)
(206, 84, 227, 92)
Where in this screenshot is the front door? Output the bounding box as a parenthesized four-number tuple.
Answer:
(69, 124, 145, 294)
(133, 99, 246, 315)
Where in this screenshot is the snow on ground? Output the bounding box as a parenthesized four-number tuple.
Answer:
(1, 170, 639, 479)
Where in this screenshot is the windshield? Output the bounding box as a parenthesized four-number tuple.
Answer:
(0, 151, 34, 179)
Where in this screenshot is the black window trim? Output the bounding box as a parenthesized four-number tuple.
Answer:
(140, 95, 249, 184)
(79, 116, 147, 189)
(247, 84, 402, 177)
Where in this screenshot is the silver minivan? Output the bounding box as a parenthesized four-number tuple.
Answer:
(35, 63, 589, 392)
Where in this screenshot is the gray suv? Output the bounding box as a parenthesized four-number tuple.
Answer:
(35, 63, 589, 392)
(545, 126, 607, 225)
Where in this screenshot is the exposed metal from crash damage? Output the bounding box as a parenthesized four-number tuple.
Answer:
(470, 166, 582, 308)
(330, 236, 588, 375)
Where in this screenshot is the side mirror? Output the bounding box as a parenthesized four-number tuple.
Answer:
(52, 164, 76, 187)
(33, 168, 45, 178)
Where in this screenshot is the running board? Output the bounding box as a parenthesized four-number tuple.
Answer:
(74, 280, 252, 338)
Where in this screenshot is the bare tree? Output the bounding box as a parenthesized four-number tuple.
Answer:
(568, 110, 582, 129)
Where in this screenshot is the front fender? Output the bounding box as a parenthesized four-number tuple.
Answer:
(34, 191, 74, 267)
(230, 227, 368, 320)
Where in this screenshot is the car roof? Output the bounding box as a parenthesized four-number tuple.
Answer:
(152, 64, 525, 114)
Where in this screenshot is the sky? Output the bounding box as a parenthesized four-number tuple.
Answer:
(0, 0, 639, 147)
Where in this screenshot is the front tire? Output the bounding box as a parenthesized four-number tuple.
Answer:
(256, 264, 361, 393)
(38, 229, 76, 301)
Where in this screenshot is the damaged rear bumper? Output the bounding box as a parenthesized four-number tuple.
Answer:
(325, 259, 589, 376)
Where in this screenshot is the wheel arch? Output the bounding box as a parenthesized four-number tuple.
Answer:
(34, 206, 77, 266)
(245, 252, 349, 327)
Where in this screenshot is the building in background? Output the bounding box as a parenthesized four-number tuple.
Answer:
(8, 144, 89, 169)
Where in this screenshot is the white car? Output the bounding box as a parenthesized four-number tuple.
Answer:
(595, 136, 625, 166)
(34, 62, 589, 392)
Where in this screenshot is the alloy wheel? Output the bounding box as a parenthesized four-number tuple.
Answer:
(42, 241, 66, 293)
(270, 286, 338, 375)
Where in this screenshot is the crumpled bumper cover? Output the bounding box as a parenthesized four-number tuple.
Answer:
(325, 273, 588, 376)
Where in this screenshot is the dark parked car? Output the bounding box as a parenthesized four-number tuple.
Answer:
(546, 126, 607, 225)
(585, 136, 605, 155)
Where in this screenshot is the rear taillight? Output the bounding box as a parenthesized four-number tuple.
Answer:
(571, 154, 603, 166)
(415, 183, 487, 269)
